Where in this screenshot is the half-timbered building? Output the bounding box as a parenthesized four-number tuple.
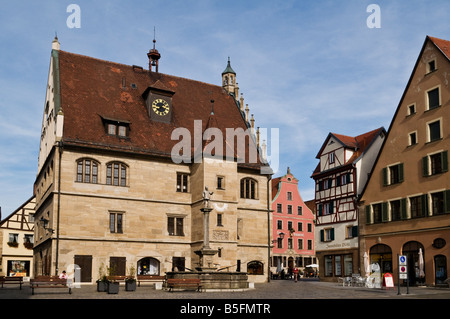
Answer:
(0, 196, 36, 278)
(311, 127, 385, 281)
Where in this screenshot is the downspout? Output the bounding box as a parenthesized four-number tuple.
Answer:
(55, 141, 63, 276)
(267, 174, 272, 283)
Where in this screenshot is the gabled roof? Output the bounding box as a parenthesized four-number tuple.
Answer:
(358, 35, 450, 199)
(312, 127, 385, 177)
(429, 36, 450, 60)
(56, 50, 264, 169)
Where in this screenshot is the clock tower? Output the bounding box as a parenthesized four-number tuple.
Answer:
(222, 57, 236, 94)
(142, 81, 175, 123)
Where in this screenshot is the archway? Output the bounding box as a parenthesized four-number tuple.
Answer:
(137, 257, 160, 275)
(402, 241, 425, 286)
(369, 244, 392, 275)
(434, 255, 447, 286)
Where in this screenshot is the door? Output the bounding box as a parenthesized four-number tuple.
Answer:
(110, 257, 126, 276)
(74, 255, 92, 282)
(435, 255, 447, 286)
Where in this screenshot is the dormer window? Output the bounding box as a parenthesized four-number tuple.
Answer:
(101, 116, 130, 138)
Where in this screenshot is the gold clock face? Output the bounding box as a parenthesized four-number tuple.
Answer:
(152, 98, 170, 116)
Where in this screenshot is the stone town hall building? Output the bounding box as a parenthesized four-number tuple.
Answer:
(33, 37, 272, 283)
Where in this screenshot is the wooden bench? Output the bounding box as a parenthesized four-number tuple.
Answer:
(30, 276, 71, 295)
(137, 275, 165, 287)
(106, 275, 127, 283)
(167, 278, 202, 292)
(0, 276, 23, 289)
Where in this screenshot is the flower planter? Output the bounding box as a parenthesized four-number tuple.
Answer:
(97, 281, 107, 292)
(107, 281, 119, 294)
(125, 280, 136, 291)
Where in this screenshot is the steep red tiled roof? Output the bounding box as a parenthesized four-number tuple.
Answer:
(57, 50, 263, 168)
(429, 36, 450, 60)
(311, 127, 385, 177)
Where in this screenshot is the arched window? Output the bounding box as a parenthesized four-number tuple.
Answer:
(247, 261, 264, 275)
(76, 158, 99, 184)
(240, 178, 257, 199)
(137, 257, 160, 275)
(369, 244, 392, 274)
(106, 162, 127, 186)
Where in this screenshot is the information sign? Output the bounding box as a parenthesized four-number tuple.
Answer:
(384, 273, 394, 289)
(399, 255, 407, 279)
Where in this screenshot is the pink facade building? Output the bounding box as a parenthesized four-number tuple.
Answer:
(271, 168, 316, 276)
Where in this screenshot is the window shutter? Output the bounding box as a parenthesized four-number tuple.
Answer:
(382, 202, 388, 222)
(422, 156, 429, 177)
(365, 206, 372, 224)
(329, 201, 334, 214)
(318, 181, 323, 191)
(445, 190, 450, 214)
(400, 198, 407, 220)
(422, 194, 429, 216)
(320, 229, 324, 242)
(336, 176, 341, 186)
(398, 163, 404, 182)
(328, 178, 332, 189)
(382, 167, 388, 186)
(442, 151, 448, 173)
(330, 228, 335, 241)
(318, 204, 323, 216)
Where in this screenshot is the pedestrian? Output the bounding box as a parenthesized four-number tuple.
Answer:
(59, 270, 67, 279)
(293, 267, 299, 283)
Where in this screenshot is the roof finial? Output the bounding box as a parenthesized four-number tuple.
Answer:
(148, 26, 161, 72)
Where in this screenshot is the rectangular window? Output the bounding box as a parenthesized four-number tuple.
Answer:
(109, 212, 123, 233)
(118, 125, 127, 137)
(176, 173, 188, 193)
(288, 238, 293, 249)
(287, 192, 292, 201)
(325, 256, 333, 277)
(307, 239, 313, 251)
(8, 233, 19, 244)
(287, 205, 292, 214)
(108, 124, 116, 135)
(373, 203, 382, 223)
(428, 120, 441, 142)
(409, 132, 417, 146)
(297, 206, 302, 215)
(428, 60, 436, 73)
(77, 161, 83, 182)
(277, 203, 282, 213)
(217, 213, 223, 226)
(329, 152, 335, 164)
(287, 221, 293, 232)
(431, 192, 445, 216)
(320, 228, 334, 242)
(277, 220, 282, 230)
(410, 195, 425, 218)
(383, 163, 404, 186)
(335, 255, 342, 276)
(297, 222, 303, 232)
(390, 200, 401, 221)
(307, 223, 312, 232)
(427, 87, 440, 110)
(423, 151, 448, 176)
(408, 104, 416, 116)
(168, 217, 184, 236)
(217, 176, 224, 189)
(277, 237, 283, 249)
(298, 239, 303, 250)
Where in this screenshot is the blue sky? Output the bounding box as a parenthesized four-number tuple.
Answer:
(0, 0, 449, 216)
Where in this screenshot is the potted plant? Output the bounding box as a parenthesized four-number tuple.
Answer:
(125, 266, 136, 291)
(106, 265, 119, 294)
(96, 263, 108, 292)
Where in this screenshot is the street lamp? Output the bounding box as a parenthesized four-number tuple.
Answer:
(272, 232, 285, 243)
(40, 217, 55, 233)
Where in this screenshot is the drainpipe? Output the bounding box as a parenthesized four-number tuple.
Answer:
(55, 141, 63, 276)
(267, 175, 272, 283)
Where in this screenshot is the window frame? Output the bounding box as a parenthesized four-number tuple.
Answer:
(106, 162, 128, 187)
(109, 211, 124, 234)
(176, 172, 189, 193)
(426, 86, 440, 111)
(240, 177, 258, 199)
(76, 158, 99, 184)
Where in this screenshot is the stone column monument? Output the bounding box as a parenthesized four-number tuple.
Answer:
(194, 186, 218, 271)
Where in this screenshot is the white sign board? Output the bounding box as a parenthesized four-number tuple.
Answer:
(399, 255, 407, 279)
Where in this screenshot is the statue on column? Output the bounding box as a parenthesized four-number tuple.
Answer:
(202, 186, 214, 209)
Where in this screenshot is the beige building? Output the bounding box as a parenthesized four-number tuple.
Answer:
(33, 37, 272, 283)
(359, 36, 450, 287)
(0, 196, 36, 279)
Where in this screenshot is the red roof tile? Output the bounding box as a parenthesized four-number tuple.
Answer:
(429, 36, 450, 60)
(57, 50, 263, 169)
